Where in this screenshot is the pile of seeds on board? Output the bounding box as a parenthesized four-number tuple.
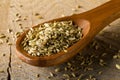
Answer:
(22, 21, 83, 56)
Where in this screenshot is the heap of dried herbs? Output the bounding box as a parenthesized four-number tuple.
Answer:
(22, 21, 82, 56)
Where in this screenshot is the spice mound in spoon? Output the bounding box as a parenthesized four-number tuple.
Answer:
(21, 21, 83, 57)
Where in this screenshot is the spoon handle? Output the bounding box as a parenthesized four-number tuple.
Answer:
(75, 0, 120, 36)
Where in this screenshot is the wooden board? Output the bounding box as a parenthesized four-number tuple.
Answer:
(0, 0, 120, 80)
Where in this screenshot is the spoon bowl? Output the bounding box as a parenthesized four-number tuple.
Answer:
(16, 19, 90, 66)
(16, 0, 120, 66)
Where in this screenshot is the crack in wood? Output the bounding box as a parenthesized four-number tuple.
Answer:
(7, 46, 12, 80)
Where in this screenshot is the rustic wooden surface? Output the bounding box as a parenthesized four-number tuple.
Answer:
(0, 0, 120, 80)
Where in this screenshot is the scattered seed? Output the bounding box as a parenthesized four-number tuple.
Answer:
(113, 54, 120, 59)
(49, 72, 54, 77)
(16, 13, 19, 17)
(63, 73, 69, 78)
(115, 64, 120, 70)
(36, 74, 40, 78)
(20, 5, 23, 7)
(5, 37, 9, 43)
(67, 62, 72, 67)
(0, 70, 4, 73)
(89, 75, 93, 79)
(91, 41, 96, 47)
(99, 59, 106, 66)
(47, 76, 51, 79)
(38, 16, 44, 19)
(71, 72, 76, 77)
(72, 8, 78, 12)
(86, 75, 96, 80)
(16, 18, 21, 22)
(98, 71, 103, 75)
(18, 65, 22, 68)
(7, 29, 13, 34)
(35, 13, 40, 16)
(7, 42, 12, 45)
(19, 23, 22, 26)
(0, 34, 6, 38)
(55, 68, 60, 72)
(23, 17, 27, 20)
(3, 53, 5, 56)
(87, 67, 93, 71)
(15, 32, 21, 38)
(18, 15, 21, 18)
(113, 55, 118, 59)
(77, 5, 82, 8)
(0, 39, 3, 44)
(78, 74, 83, 79)
(80, 61, 85, 65)
(101, 53, 107, 57)
(95, 45, 99, 50)
(34, 13, 43, 19)
(64, 67, 68, 71)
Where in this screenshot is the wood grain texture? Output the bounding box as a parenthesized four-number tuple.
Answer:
(15, 0, 120, 67)
(1, 0, 120, 80)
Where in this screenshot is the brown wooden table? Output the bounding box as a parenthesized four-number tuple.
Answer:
(0, 0, 120, 80)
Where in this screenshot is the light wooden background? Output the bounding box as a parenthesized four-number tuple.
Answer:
(0, 0, 120, 80)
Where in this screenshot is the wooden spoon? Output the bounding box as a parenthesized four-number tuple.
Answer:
(16, 0, 120, 67)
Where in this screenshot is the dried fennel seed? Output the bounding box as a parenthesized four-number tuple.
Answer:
(0, 39, 4, 44)
(71, 72, 76, 77)
(36, 74, 40, 78)
(7, 42, 12, 45)
(113, 54, 120, 59)
(7, 29, 13, 34)
(98, 71, 103, 75)
(5, 37, 9, 43)
(63, 73, 70, 78)
(20, 5, 23, 7)
(115, 64, 120, 70)
(49, 72, 55, 77)
(55, 68, 60, 72)
(0, 33, 6, 38)
(72, 8, 78, 12)
(22, 21, 83, 56)
(38, 16, 44, 19)
(77, 5, 82, 8)
(0, 70, 4, 73)
(15, 32, 21, 38)
(35, 13, 40, 16)
(3, 53, 6, 56)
